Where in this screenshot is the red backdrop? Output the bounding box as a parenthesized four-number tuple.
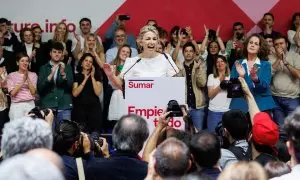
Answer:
(97, 0, 300, 41)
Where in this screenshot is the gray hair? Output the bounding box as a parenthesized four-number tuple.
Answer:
(112, 114, 149, 153)
(0, 154, 64, 180)
(138, 25, 159, 40)
(1, 117, 53, 159)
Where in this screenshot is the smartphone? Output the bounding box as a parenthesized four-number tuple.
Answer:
(119, 15, 130, 21)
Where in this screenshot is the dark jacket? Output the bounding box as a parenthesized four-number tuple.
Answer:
(61, 152, 94, 180)
(0, 49, 14, 73)
(86, 151, 148, 180)
(37, 62, 73, 109)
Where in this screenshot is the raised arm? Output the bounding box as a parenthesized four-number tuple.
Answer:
(216, 25, 226, 54)
(239, 77, 260, 125)
(103, 63, 123, 90)
(142, 111, 170, 162)
(186, 26, 200, 55)
(171, 29, 183, 63)
(200, 25, 209, 55)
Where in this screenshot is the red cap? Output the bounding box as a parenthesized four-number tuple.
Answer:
(252, 112, 279, 147)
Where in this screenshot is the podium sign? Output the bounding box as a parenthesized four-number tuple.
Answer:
(125, 77, 185, 132)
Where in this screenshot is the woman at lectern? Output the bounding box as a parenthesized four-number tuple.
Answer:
(103, 25, 179, 90)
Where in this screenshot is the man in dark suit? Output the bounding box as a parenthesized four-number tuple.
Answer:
(86, 114, 149, 180)
(0, 31, 14, 73)
(14, 27, 39, 73)
(0, 18, 19, 53)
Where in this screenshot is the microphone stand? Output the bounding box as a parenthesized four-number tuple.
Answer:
(122, 58, 141, 99)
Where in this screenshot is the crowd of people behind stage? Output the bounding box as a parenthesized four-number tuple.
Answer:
(0, 11, 300, 180)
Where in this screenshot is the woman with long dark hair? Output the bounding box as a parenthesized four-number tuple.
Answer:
(72, 53, 103, 134)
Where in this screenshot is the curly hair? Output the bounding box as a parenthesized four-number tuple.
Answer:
(242, 34, 270, 60)
(19, 27, 35, 43)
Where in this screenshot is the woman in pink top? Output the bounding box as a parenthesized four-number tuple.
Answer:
(7, 52, 37, 120)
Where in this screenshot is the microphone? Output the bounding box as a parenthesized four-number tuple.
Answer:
(122, 58, 141, 78)
(122, 58, 141, 99)
(162, 53, 178, 75)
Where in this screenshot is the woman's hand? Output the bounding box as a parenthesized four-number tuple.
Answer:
(216, 25, 221, 37)
(23, 70, 28, 83)
(204, 24, 209, 37)
(249, 66, 259, 82)
(235, 61, 246, 78)
(90, 65, 95, 78)
(103, 63, 114, 77)
(84, 71, 91, 80)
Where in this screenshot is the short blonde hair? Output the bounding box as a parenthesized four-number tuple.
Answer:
(218, 161, 268, 180)
(138, 25, 159, 40)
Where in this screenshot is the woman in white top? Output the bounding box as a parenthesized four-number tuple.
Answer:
(103, 25, 179, 90)
(287, 12, 300, 53)
(108, 45, 132, 121)
(207, 55, 231, 132)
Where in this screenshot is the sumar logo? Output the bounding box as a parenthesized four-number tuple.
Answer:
(128, 80, 154, 89)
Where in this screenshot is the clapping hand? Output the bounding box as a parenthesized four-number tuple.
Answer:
(250, 66, 259, 82)
(235, 61, 246, 78)
(103, 63, 114, 77)
(90, 65, 95, 78)
(59, 62, 65, 74)
(23, 70, 28, 83)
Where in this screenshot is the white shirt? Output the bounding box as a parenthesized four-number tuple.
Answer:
(207, 74, 231, 112)
(120, 53, 179, 78)
(287, 30, 300, 53)
(241, 57, 261, 75)
(25, 43, 33, 57)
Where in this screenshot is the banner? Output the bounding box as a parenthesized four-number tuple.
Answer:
(125, 77, 185, 132)
(0, 0, 299, 41)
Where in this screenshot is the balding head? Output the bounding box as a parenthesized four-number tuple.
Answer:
(112, 114, 149, 153)
(0, 154, 64, 180)
(154, 138, 191, 178)
(26, 148, 63, 170)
